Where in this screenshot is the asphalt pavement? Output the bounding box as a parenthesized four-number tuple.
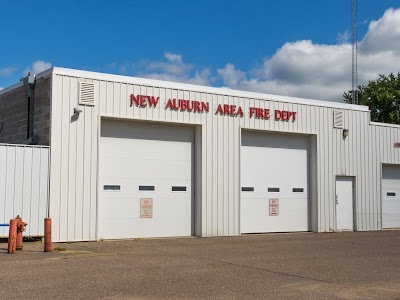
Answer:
(1, 231, 400, 299)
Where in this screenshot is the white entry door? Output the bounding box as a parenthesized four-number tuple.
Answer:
(336, 177, 354, 231)
(99, 119, 194, 240)
(382, 165, 400, 229)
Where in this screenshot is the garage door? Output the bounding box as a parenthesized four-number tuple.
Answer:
(241, 131, 309, 233)
(382, 165, 400, 229)
(98, 119, 194, 239)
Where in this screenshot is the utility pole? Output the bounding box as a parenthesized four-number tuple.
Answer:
(351, 0, 358, 104)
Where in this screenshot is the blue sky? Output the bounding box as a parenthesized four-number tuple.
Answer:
(1, 0, 400, 102)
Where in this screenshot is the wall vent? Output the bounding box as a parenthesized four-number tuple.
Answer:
(79, 82, 95, 106)
(333, 110, 344, 129)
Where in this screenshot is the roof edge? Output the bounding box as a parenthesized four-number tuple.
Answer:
(52, 67, 369, 112)
(0, 67, 54, 96)
(370, 121, 400, 128)
(0, 81, 23, 96)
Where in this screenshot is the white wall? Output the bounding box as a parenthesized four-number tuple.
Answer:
(49, 68, 400, 242)
(0, 144, 50, 237)
(50, 75, 98, 242)
(369, 123, 400, 230)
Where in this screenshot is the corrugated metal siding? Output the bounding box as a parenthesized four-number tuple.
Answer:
(50, 72, 400, 242)
(369, 124, 400, 230)
(50, 75, 98, 242)
(0, 144, 49, 237)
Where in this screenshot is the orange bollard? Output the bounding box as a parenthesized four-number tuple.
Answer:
(44, 218, 52, 252)
(15, 215, 27, 250)
(8, 219, 17, 254)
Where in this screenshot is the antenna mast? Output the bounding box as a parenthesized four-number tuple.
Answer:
(351, 0, 358, 104)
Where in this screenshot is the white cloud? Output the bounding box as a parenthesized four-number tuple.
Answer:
(24, 60, 52, 75)
(337, 31, 351, 44)
(116, 7, 400, 103)
(217, 63, 246, 87)
(138, 52, 214, 86)
(360, 8, 400, 55)
(217, 7, 400, 102)
(217, 41, 352, 101)
(0, 87, 3, 91)
(146, 53, 192, 77)
(0, 67, 17, 77)
(165, 53, 183, 63)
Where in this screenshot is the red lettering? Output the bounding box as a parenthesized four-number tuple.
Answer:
(165, 99, 173, 109)
(180, 99, 187, 111)
(258, 108, 265, 118)
(265, 109, 270, 119)
(130, 94, 140, 107)
(201, 102, 210, 112)
(275, 110, 281, 120)
(274, 110, 297, 121)
(201, 102, 209, 112)
(166, 99, 210, 113)
(172, 98, 178, 109)
(250, 107, 256, 118)
(148, 96, 159, 107)
(139, 95, 147, 107)
(230, 105, 236, 116)
(250, 107, 270, 119)
(187, 100, 193, 111)
(223, 104, 230, 115)
(216, 103, 245, 116)
(194, 101, 201, 112)
(216, 104, 224, 115)
(237, 106, 244, 117)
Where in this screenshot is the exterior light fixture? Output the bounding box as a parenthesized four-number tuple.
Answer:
(343, 129, 349, 139)
(73, 107, 82, 115)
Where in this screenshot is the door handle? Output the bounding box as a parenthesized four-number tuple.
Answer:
(335, 195, 338, 205)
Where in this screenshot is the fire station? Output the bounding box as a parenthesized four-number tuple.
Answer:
(0, 67, 399, 242)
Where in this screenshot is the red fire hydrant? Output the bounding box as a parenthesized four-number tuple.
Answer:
(15, 215, 27, 250)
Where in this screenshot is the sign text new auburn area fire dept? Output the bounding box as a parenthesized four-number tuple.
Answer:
(130, 94, 297, 122)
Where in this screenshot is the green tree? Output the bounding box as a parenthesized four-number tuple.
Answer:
(343, 73, 400, 125)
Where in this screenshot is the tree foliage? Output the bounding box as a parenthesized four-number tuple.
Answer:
(343, 73, 400, 125)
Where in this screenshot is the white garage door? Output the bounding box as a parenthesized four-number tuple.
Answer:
(382, 165, 400, 229)
(99, 119, 194, 239)
(241, 131, 309, 233)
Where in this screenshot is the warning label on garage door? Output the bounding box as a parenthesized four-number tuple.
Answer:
(269, 199, 279, 216)
(140, 198, 153, 218)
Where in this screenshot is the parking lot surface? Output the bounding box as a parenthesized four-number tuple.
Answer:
(1, 231, 400, 299)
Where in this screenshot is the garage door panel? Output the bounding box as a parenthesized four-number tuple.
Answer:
(101, 155, 192, 179)
(241, 131, 309, 233)
(101, 120, 194, 142)
(382, 199, 400, 210)
(242, 131, 309, 149)
(382, 165, 400, 229)
(107, 169, 190, 181)
(102, 170, 191, 181)
(101, 202, 136, 219)
(99, 120, 194, 239)
(241, 190, 307, 200)
(241, 198, 308, 233)
(101, 181, 192, 196)
(99, 221, 190, 239)
(101, 197, 191, 220)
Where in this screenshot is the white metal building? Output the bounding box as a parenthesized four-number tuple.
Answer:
(1, 67, 399, 242)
